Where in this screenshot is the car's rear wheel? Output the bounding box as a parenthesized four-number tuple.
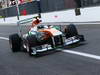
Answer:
(64, 24, 78, 38)
(9, 34, 21, 52)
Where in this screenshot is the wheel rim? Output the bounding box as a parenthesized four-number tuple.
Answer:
(26, 44, 29, 52)
(23, 44, 27, 49)
(9, 40, 12, 49)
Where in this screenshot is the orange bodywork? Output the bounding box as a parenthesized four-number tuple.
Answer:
(39, 28, 60, 39)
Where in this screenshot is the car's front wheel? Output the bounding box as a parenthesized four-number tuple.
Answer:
(26, 42, 37, 56)
(9, 34, 21, 52)
(26, 35, 38, 56)
(64, 24, 78, 38)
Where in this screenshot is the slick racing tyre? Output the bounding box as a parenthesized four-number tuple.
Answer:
(9, 34, 21, 52)
(64, 24, 78, 38)
(26, 35, 38, 56)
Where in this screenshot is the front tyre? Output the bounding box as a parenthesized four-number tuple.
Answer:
(64, 24, 78, 38)
(9, 34, 21, 52)
(26, 35, 38, 56)
(26, 42, 37, 56)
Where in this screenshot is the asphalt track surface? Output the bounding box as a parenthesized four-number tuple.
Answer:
(0, 24, 100, 75)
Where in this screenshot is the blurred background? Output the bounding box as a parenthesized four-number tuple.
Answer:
(0, 0, 100, 18)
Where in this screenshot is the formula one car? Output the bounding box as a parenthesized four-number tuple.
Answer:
(9, 17, 85, 56)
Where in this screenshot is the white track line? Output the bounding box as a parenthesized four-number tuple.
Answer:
(0, 37, 9, 40)
(62, 50, 100, 60)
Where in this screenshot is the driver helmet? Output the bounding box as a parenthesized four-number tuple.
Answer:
(37, 25, 45, 29)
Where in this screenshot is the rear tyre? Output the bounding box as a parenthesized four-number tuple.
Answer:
(64, 24, 78, 38)
(9, 34, 21, 52)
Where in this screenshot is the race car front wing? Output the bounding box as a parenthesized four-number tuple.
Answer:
(30, 35, 84, 53)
